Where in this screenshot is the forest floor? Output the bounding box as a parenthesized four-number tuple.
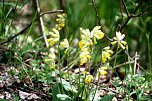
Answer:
(0, 63, 152, 101)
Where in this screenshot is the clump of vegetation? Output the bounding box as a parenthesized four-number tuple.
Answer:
(0, 0, 152, 101)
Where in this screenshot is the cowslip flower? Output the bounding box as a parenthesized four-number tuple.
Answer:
(85, 75, 93, 83)
(80, 28, 93, 46)
(80, 28, 93, 38)
(79, 28, 93, 65)
(82, 71, 90, 75)
(79, 40, 91, 50)
(111, 31, 127, 50)
(96, 64, 109, 80)
(60, 39, 69, 49)
(79, 48, 91, 65)
(91, 26, 104, 40)
(55, 13, 66, 30)
(98, 69, 107, 76)
(79, 26, 105, 65)
(102, 46, 113, 63)
(47, 28, 59, 46)
(100, 65, 108, 70)
(44, 53, 56, 62)
(44, 53, 56, 69)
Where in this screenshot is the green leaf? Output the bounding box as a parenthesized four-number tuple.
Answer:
(74, 85, 85, 100)
(88, 87, 101, 101)
(100, 94, 115, 101)
(58, 78, 77, 94)
(57, 94, 73, 101)
(52, 83, 63, 101)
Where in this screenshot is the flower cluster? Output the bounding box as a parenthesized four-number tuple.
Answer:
(47, 28, 60, 46)
(98, 65, 108, 76)
(91, 26, 104, 44)
(96, 64, 109, 80)
(79, 26, 104, 65)
(60, 39, 69, 53)
(60, 39, 69, 49)
(44, 13, 67, 69)
(102, 46, 113, 63)
(55, 13, 66, 30)
(85, 74, 94, 83)
(44, 53, 56, 69)
(79, 48, 91, 65)
(111, 31, 127, 50)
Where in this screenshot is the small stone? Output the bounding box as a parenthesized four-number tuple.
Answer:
(112, 97, 118, 101)
(107, 91, 115, 95)
(98, 90, 106, 97)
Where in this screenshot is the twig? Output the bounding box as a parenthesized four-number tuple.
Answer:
(91, 0, 102, 29)
(122, 0, 129, 17)
(132, 0, 144, 14)
(119, 16, 131, 31)
(91, 0, 112, 41)
(35, 0, 49, 47)
(131, 6, 152, 17)
(40, 10, 63, 17)
(113, 61, 135, 69)
(0, 22, 32, 45)
(119, 0, 144, 31)
(119, 0, 123, 27)
(59, 0, 66, 12)
(134, 52, 138, 75)
(125, 50, 150, 74)
(0, 10, 63, 46)
(120, 0, 124, 26)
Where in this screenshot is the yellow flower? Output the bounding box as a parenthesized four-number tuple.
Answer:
(52, 28, 59, 37)
(91, 26, 104, 40)
(48, 53, 56, 59)
(80, 28, 93, 46)
(44, 53, 56, 69)
(47, 28, 60, 46)
(79, 40, 91, 50)
(98, 69, 107, 76)
(55, 13, 66, 30)
(96, 64, 109, 78)
(111, 31, 127, 50)
(44, 53, 56, 62)
(60, 39, 69, 49)
(79, 26, 105, 65)
(80, 48, 91, 65)
(47, 38, 59, 46)
(102, 46, 113, 63)
(80, 28, 93, 38)
(100, 65, 108, 70)
(82, 71, 90, 75)
(85, 75, 93, 83)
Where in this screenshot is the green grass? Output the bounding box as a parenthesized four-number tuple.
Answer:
(0, 0, 152, 100)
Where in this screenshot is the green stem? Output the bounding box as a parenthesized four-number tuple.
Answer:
(113, 46, 121, 80)
(114, 46, 119, 67)
(92, 78, 100, 101)
(147, 34, 151, 73)
(57, 37, 64, 94)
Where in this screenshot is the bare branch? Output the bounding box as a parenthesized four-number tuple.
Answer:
(0, 10, 63, 46)
(91, 0, 102, 27)
(131, 6, 152, 17)
(132, 0, 144, 14)
(40, 10, 63, 17)
(122, 0, 129, 16)
(0, 22, 32, 45)
(35, 0, 49, 47)
(113, 61, 135, 69)
(119, 0, 144, 31)
(120, 0, 123, 23)
(91, 0, 113, 41)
